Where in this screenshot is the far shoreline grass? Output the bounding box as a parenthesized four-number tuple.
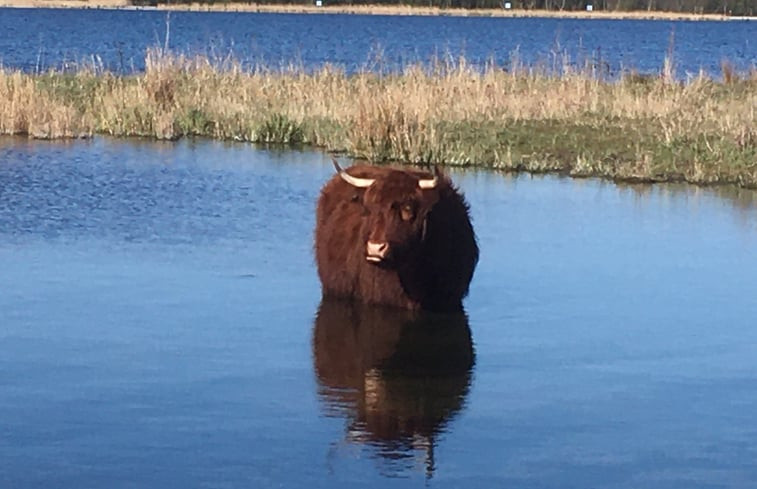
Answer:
(0, 0, 752, 21)
(0, 50, 755, 188)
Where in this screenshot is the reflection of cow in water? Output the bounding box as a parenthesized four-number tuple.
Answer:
(312, 299, 474, 478)
(314, 159, 478, 312)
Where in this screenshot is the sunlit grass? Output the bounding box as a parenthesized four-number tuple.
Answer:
(1, 48, 755, 187)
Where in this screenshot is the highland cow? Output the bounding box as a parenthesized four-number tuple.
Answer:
(314, 158, 478, 312)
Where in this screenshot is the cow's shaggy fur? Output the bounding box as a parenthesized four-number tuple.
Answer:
(314, 162, 478, 312)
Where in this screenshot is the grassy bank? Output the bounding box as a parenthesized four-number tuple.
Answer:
(1, 50, 755, 187)
(0, 0, 745, 20)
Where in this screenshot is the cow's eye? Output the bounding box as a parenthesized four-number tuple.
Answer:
(400, 204, 415, 221)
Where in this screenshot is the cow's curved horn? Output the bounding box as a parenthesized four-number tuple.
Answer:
(417, 166, 440, 190)
(332, 157, 375, 188)
(418, 176, 438, 189)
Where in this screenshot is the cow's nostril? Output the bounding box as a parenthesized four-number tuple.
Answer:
(366, 241, 389, 261)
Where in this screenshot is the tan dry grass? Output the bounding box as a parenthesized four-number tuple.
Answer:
(0, 0, 735, 20)
(0, 71, 94, 138)
(159, 3, 730, 21)
(1, 50, 755, 186)
(0, 0, 128, 8)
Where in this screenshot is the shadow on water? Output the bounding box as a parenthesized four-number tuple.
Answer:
(311, 299, 475, 479)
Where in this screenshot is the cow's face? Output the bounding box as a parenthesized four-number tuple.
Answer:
(333, 159, 440, 267)
(361, 174, 440, 266)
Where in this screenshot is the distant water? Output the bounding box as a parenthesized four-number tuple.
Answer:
(0, 7, 754, 77)
(2, 137, 757, 487)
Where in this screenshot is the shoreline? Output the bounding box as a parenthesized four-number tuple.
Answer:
(0, 0, 749, 21)
(1, 52, 754, 189)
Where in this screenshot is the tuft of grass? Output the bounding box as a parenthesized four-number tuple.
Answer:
(257, 113, 305, 144)
(0, 48, 755, 188)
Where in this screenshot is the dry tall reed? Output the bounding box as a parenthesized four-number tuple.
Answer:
(0, 49, 755, 187)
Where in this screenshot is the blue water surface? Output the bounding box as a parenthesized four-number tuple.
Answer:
(2, 138, 757, 487)
(0, 8, 754, 76)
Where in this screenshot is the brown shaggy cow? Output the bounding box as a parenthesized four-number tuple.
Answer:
(314, 158, 478, 312)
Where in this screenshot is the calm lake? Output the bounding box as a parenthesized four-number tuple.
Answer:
(0, 8, 755, 77)
(2, 137, 757, 488)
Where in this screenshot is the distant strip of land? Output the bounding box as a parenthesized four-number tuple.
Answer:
(0, 0, 750, 21)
